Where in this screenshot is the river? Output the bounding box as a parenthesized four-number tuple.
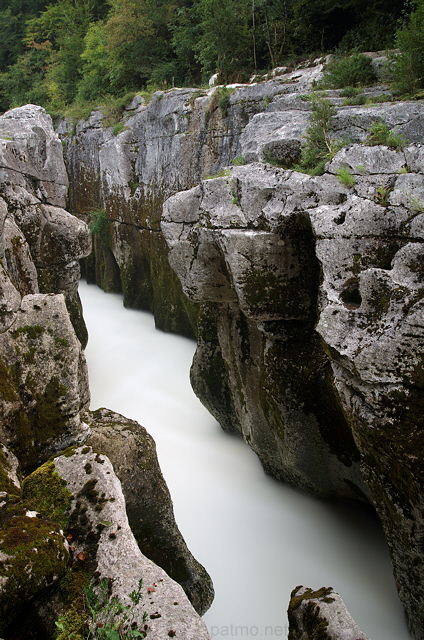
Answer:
(78, 280, 410, 640)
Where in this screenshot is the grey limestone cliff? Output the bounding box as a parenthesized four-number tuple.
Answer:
(0, 105, 213, 635)
(59, 63, 423, 639)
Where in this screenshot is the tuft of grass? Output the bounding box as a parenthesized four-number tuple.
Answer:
(112, 122, 127, 136)
(374, 184, 393, 206)
(203, 168, 231, 180)
(339, 86, 361, 98)
(408, 194, 424, 213)
(336, 165, 355, 188)
(231, 155, 246, 166)
(206, 86, 235, 118)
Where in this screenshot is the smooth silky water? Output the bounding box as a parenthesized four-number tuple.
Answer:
(79, 281, 411, 640)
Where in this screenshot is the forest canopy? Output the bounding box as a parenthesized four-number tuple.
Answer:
(0, 0, 421, 113)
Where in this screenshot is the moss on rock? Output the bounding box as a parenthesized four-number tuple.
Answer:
(23, 461, 73, 530)
(0, 514, 69, 633)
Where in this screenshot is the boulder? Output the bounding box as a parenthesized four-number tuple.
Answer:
(288, 586, 370, 640)
(0, 293, 90, 471)
(23, 446, 210, 639)
(0, 104, 68, 208)
(86, 408, 214, 615)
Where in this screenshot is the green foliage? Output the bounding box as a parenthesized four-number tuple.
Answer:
(203, 168, 231, 179)
(0, 48, 50, 111)
(374, 184, 393, 206)
(298, 95, 340, 175)
(84, 578, 146, 639)
(195, 0, 252, 81)
(322, 53, 377, 89)
(339, 86, 361, 98)
(408, 193, 424, 212)
(336, 165, 355, 187)
(366, 121, 407, 150)
(231, 155, 246, 166)
(89, 209, 110, 238)
(55, 578, 146, 640)
(342, 93, 367, 105)
(76, 21, 111, 102)
(393, 0, 424, 95)
(0, 0, 414, 112)
(206, 86, 234, 118)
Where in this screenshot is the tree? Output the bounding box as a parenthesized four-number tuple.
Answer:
(196, 0, 253, 81)
(393, 0, 424, 94)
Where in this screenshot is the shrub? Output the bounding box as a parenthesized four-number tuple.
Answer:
(366, 121, 407, 150)
(322, 53, 377, 89)
(88, 209, 110, 244)
(297, 95, 340, 175)
(342, 93, 367, 106)
(206, 86, 234, 118)
(339, 86, 361, 98)
(393, 0, 424, 95)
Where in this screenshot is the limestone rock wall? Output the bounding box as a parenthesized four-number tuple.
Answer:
(0, 105, 213, 636)
(0, 105, 92, 470)
(61, 65, 326, 337)
(162, 156, 423, 638)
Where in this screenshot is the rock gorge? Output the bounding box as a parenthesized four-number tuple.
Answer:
(0, 56, 422, 639)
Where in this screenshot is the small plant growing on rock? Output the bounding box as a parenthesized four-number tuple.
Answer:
(55, 578, 147, 640)
(297, 95, 342, 175)
(89, 209, 109, 236)
(336, 166, 355, 188)
(374, 184, 393, 206)
(206, 86, 234, 118)
(85, 577, 147, 639)
(409, 194, 424, 213)
(231, 155, 246, 166)
(366, 121, 407, 150)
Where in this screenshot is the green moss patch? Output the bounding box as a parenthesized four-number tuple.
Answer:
(0, 515, 69, 632)
(23, 461, 73, 530)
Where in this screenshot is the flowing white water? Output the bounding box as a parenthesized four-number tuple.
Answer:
(79, 281, 410, 640)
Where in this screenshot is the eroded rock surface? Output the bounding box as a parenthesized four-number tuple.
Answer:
(25, 447, 210, 639)
(162, 154, 423, 638)
(0, 104, 212, 637)
(0, 105, 91, 344)
(0, 106, 92, 470)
